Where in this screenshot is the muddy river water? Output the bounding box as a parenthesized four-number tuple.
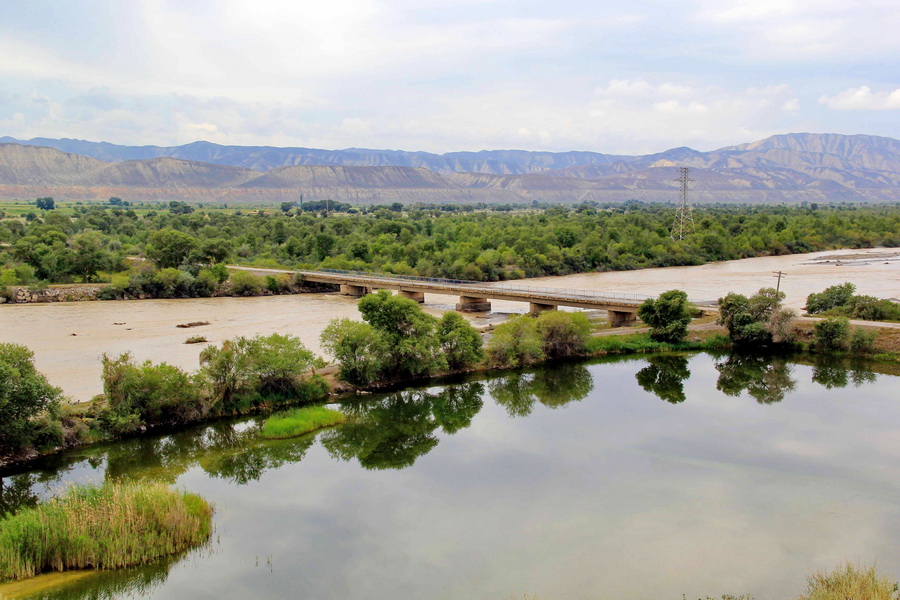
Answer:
(1, 248, 898, 401)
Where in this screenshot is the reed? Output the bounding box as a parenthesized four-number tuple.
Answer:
(260, 406, 346, 440)
(0, 481, 213, 582)
(798, 563, 898, 600)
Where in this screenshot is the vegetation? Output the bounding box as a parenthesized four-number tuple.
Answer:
(260, 406, 347, 439)
(321, 291, 483, 384)
(2, 202, 898, 291)
(798, 562, 899, 600)
(485, 315, 544, 367)
(637, 289, 693, 342)
(806, 282, 900, 322)
(718, 288, 796, 347)
(0, 344, 63, 457)
(0, 481, 212, 582)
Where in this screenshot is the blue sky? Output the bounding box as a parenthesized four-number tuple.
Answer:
(1, 0, 898, 154)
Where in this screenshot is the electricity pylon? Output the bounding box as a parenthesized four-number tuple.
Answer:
(671, 167, 694, 241)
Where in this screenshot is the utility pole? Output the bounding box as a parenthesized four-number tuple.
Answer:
(671, 167, 694, 241)
(773, 270, 786, 293)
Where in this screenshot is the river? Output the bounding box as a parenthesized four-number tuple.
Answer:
(1, 352, 898, 599)
(1, 248, 898, 401)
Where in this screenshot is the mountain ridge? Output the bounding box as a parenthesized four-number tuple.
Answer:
(1, 133, 899, 204)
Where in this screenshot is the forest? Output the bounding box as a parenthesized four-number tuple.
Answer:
(1, 200, 899, 289)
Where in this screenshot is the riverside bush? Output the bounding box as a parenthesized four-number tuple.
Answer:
(813, 317, 850, 351)
(0, 481, 212, 582)
(0, 343, 63, 457)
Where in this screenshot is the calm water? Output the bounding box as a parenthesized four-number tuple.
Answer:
(2, 352, 899, 600)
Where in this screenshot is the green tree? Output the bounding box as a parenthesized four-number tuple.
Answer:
(320, 318, 388, 385)
(0, 344, 62, 456)
(806, 282, 855, 314)
(718, 288, 787, 347)
(486, 315, 544, 367)
(438, 312, 483, 370)
(637, 289, 692, 343)
(35, 197, 55, 211)
(535, 310, 592, 358)
(70, 231, 114, 282)
(145, 228, 198, 269)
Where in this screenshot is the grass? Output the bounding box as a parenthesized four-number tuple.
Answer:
(0, 481, 213, 582)
(586, 332, 730, 355)
(184, 336, 208, 344)
(799, 563, 899, 600)
(260, 406, 347, 440)
(176, 321, 209, 329)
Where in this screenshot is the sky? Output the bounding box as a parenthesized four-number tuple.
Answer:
(1, 0, 899, 154)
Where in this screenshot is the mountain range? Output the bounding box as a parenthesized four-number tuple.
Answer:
(1, 133, 899, 204)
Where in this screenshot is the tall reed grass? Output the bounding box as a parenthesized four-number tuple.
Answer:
(260, 406, 346, 440)
(0, 481, 213, 582)
(799, 562, 899, 600)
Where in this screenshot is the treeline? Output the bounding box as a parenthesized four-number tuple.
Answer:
(1, 202, 899, 287)
(0, 334, 329, 460)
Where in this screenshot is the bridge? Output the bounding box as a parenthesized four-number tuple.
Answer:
(284, 268, 718, 327)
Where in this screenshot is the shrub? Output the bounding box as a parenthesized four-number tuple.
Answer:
(0, 481, 212, 582)
(798, 562, 898, 600)
(320, 318, 388, 385)
(100, 353, 205, 434)
(848, 327, 877, 354)
(229, 270, 264, 295)
(199, 334, 320, 412)
(535, 311, 593, 358)
(0, 343, 63, 456)
(806, 282, 856, 314)
(637, 289, 692, 343)
(438, 312, 484, 370)
(813, 316, 850, 351)
(718, 288, 786, 347)
(486, 315, 544, 367)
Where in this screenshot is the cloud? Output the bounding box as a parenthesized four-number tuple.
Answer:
(819, 86, 900, 110)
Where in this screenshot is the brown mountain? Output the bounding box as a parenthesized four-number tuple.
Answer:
(1, 133, 899, 204)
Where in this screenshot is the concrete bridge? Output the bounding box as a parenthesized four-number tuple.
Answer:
(288, 268, 717, 327)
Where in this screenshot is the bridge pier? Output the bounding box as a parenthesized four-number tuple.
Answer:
(399, 289, 425, 303)
(456, 295, 492, 312)
(608, 309, 638, 328)
(529, 302, 557, 314)
(340, 284, 369, 297)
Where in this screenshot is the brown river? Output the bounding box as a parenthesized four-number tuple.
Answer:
(2, 248, 898, 401)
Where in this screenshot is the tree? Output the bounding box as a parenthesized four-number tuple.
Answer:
(70, 231, 115, 282)
(438, 312, 483, 370)
(280, 202, 295, 213)
(0, 343, 62, 455)
(145, 228, 198, 269)
(486, 315, 544, 367)
(806, 283, 855, 314)
(718, 287, 787, 347)
(534, 310, 592, 358)
(320, 319, 388, 385)
(35, 197, 55, 211)
(637, 289, 692, 343)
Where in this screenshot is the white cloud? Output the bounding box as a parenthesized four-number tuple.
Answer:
(819, 86, 900, 111)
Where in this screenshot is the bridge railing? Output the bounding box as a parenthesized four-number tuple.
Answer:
(306, 268, 654, 303)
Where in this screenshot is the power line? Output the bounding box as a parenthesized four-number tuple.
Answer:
(671, 167, 694, 241)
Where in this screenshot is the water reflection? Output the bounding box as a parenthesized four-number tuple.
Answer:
(321, 382, 485, 470)
(810, 354, 879, 389)
(635, 355, 691, 404)
(489, 363, 593, 417)
(714, 353, 797, 404)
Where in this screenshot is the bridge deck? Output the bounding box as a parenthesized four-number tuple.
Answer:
(296, 269, 718, 313)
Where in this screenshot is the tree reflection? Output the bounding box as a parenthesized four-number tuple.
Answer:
(0, 473, 41, 517)
(489, 363, 593, 417)
(715, 353, 796, 404)
(811, 355, 877, 389)
(321, 382, 484, 470)
(635, 355, 691, 404)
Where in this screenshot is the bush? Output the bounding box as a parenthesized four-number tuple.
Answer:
(798, 562, 898, 600)
(0, 343, 63, 456)
(848, 327, 877, 354)
(718, 288, 787, 347)
(806, 282, 856, 314)
(638, 289, 692, 343)
(535, 311, 593, 358)
(486, 315, 544, 367)
(320, 318, 388, 385)
(229, 270, 264, 295)
(100, 353, 205, 434)
(438, 312, 484, 370)
(200, 334, 320, 412)
(813, 317, 850, 351)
